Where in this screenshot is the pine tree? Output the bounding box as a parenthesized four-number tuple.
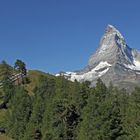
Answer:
(6, 87, 32, 140)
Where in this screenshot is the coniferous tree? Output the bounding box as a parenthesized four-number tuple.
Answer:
(14, 59, 27, 75)
(0, 61, 14, 109)
(6, 87, 32, 140)
(77, 79, 126, 140)
(14, 59, 27, 84)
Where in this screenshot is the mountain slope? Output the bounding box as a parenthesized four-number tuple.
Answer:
(56, 24, 140, 90)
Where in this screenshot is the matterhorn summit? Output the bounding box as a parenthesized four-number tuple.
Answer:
(56, 24, 140, 91)
(88, 24, 133, 68)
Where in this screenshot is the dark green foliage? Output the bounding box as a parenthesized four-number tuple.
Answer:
(6, 87, 32, 140)
(76, 80, 126, 140)
(0, 61, 15, 109)
(14, 59, 27, 75)
(1, 62, 140, 140)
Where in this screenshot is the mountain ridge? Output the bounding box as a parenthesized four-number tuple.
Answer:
(56, 24, 140, 91)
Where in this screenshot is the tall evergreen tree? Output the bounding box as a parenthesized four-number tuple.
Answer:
(77, 79, 126, 140)
(6, 87, 32, 140)
(14, 59, 27, 75)
(0, 61, 14, 108)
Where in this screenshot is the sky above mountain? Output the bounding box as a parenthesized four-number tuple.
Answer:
(0, 0, 140, 73)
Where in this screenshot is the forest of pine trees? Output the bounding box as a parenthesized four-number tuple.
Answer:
(0, 60, 140, 140)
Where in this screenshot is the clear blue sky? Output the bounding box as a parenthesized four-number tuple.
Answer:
(0, 0, 140, 73)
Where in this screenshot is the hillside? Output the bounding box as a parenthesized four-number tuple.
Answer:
(0, 135, 13, 140)
(0, 61, 140, 140)
(25, 70, 54, 94)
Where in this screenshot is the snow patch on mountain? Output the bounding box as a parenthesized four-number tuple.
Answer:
(98, 44, 108, 54)
(124, 58, 140, 71)
(56, 61, 112, 82)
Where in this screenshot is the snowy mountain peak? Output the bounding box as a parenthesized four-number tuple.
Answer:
(56, 25, 140, 91)
(106, 24, 124, 40)
(107, 24, 115, 28)
(88, 24, 130, 68)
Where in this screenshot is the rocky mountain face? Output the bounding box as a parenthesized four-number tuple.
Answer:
(56, 25, 140, 91)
